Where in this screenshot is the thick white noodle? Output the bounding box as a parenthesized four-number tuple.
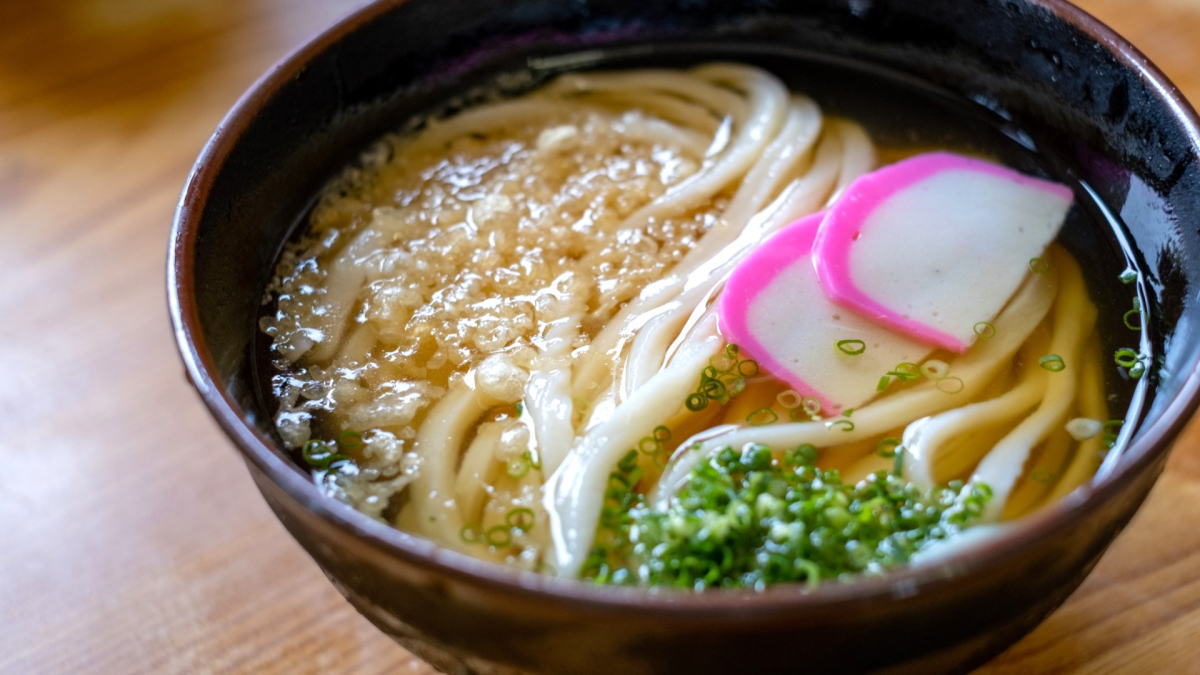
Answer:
(545, 317, 723, 577)
(524, 314, 581, 474)
(454, 422, 504, 525)
(902, 348, 1049, 489)
(405, 381, 496, 547)
(971, 251, 1095, 520)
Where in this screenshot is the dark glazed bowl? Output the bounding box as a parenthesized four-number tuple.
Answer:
(168, 1, 1200, 673)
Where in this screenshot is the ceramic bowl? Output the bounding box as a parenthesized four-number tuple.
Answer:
(168, 1, 1200, 672)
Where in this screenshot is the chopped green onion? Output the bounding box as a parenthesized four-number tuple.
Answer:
(686, 346, 759, 411)
(1119, 268, 1138, 284)
(785, 443, 819, 466)
(1122, 297, 1142, 331)
(301, 440, 333, 468)
(827, 418, 855, 432)
(746, 407, 779, 426)
(607, 472, 631, 493)
(835, 339, 867, 356)
(1113, 345, 1149, 379)
(653, 425, 672, 442)
(506, 507, 536, 531)
(582, 441, 991, 589)
(485, 525, 513, 547)
(1113, 348, 1139, 367)
(685, 393, 708, 411)
(701, 379, 727, 400)
(460, 524, 481, 543)
(876, 438, 901, 458)
(1102, 419, 1124, 448)
(617, 449, 639, 473)
(892, 448, 906, 477)
(776, 389, 803, 409)
(514, 401, 524, 415)
(936, 376, 965, 394)
(973, 321, 996, 339)
(876, 375, 892, 392)
(890, 362, 920, 380)
(638, 436, 662, 455)
(802, 397, 822, 416)
(1029, 256, 1050, 274)
(1039, 354, 1066, 372)
(920, 359, 949, 380)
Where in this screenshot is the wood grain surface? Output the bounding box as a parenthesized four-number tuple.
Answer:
(1, 1, 1197, 673)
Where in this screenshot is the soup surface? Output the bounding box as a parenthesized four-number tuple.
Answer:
(260, 62, 1145, 587)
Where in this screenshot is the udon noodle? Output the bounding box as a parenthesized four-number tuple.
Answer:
(261, 63, 1115, 584)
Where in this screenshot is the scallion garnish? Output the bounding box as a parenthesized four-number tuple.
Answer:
(826, 418, 855, 432)
(485, 525, 513, 547)
(684, 345, 758, 411)
(973, 321, 996, 339)
(506, 507, 536, 532)
(1039, 354, 1066, 372)
(776, 390, 803, 409)
(300, 439, 349, 470)
(1102, 419, 1124, 448)
(1114, 348, 1148, 378)
(583, 442, 993, 589)
(936, 376, 965, 394)
(1029, 256, 1050, 274)
(802, 397, 822, 417)
(1119, 269, 1138, 284)
(876, 361, 923, 393)
(920, 359, 950, 380)
(1113, 348, 1140, 368)
(835, 338, 867, 356)
(746, 407, 779, 426)
(876, 438, 901, 458)
(524, 450, 542, 470)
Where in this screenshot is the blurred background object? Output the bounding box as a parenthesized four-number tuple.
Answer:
(0, 1, 1197, 672)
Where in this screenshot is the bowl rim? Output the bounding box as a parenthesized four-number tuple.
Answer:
(168, 0, 1200, 617)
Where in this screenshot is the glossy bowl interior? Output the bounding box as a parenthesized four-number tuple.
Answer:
(169, 1, 1200, 672)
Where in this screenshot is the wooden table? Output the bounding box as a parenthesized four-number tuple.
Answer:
(3, 1, 1197, 672)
